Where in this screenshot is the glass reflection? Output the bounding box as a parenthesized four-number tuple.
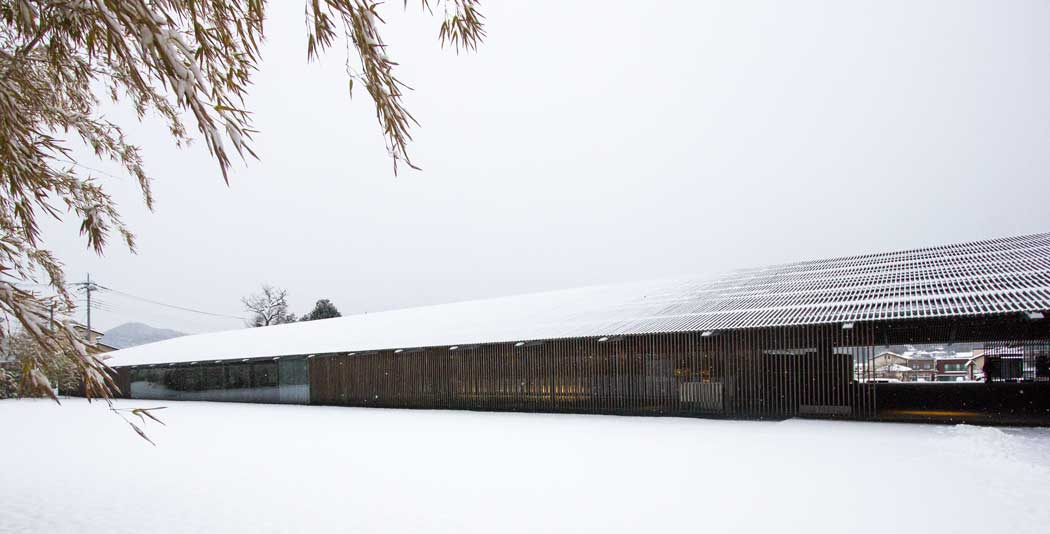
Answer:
(128, 357, 309, 403)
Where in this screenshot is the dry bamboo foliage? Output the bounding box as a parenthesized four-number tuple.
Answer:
(0, 0, 485, 405)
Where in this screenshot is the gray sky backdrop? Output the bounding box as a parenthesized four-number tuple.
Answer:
(43, 0, 1050, 333)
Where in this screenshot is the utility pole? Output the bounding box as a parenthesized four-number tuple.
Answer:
(86, 273, 91, 335)
(74, 274, 98, 343)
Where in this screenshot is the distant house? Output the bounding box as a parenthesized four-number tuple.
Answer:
(873, 351, 935, 382)
(1, 322, 116, 364)
(69, 324, 118, 354)
(873, 348, 980, 383)
(934, 352, 972, 382)
(876, 363, 914, 381)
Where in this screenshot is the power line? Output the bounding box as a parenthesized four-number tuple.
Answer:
(56, 157, 131, 182)
(83, 299, 115, 312)
(88, 297, 227, 323)
(95, 284, 244, 321)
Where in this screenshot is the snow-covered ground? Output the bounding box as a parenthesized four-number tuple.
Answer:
(2, 400, 1049, 534)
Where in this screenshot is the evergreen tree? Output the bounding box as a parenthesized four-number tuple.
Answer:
(301, 299, 342, 322)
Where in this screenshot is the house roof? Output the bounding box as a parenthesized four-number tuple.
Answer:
(899, 351, 935, 361)
(875, 351, 930, 361)
(108, 231, 1050, 367)
(880, 364, 914, 372)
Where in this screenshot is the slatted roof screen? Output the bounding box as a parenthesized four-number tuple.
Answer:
(108, 232, 1050, 366)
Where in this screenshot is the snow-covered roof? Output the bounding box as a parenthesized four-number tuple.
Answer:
(879, 364, 914, 372)
(936, 352, 972, 361)
(108, 232, 1050, 367)
(899, 351, 935, 361)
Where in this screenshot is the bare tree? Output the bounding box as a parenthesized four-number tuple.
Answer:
(0, 1, 485, 400)
(242, 285, 297, 327)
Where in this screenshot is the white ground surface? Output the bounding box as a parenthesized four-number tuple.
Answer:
(2, 400, 1049, 534)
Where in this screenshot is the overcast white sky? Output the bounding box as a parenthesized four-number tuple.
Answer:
(42, 0, 1050, 333)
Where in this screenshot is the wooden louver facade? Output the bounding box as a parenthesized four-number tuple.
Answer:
(307, 325, 878, 419)
(301, 316, 1050, 424)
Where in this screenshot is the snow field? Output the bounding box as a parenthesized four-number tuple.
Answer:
(2, 399, 1049, 534)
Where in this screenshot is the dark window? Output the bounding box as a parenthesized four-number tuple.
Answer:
(252, 362, 278, 388)
(278, 358, 310, 403)
(203, 365, 224, 390)
(226, 364, 250, 390)
(278, 358, 309, 386)
(1036, 355, 1050, 378)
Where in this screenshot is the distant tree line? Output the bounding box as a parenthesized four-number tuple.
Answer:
(242, 285, 342, 327)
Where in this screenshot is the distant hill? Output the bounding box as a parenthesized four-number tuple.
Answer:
(103, 322, 185, 349)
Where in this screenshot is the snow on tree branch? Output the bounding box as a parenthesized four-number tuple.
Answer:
(0, 0, 484, 403)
